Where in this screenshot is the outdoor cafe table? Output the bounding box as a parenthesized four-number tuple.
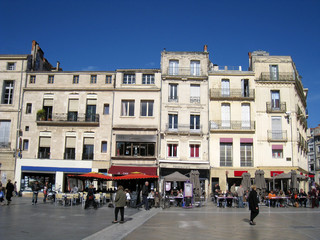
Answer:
(267, 196, 290, 207)
(216, 196, 237, 208)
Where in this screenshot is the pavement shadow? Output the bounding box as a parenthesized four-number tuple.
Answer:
(242, 218, 250, 223)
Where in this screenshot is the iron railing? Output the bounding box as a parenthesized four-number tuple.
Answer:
(165, 67, 205, 77)
(266, 102, 286, 113)
(259, 72, 297, 81)
(165, 124, 203, 134)
(210, 89, 255, 99)
(37, 113, 99, 123)
(267, 130, 287, 141)
(0, 142, 11, 149)
(210, 120, 255, 131)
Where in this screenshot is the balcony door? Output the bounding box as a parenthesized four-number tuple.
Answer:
(190, 60, 200, 76)
(271, 90, 280, 109)
(221, 79, 230, 97)
(241, 104, 250, 129)
(169, 60, 179, 75)
(270, 65, 279, 80)
(221, 103, 230, 128)
(272, 117, 282, 140)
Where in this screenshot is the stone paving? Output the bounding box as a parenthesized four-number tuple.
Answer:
(2, 197, 320, 240)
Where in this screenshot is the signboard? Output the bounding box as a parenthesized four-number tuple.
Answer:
(184, 182, 193, 197)
(165, 182, 171, 191)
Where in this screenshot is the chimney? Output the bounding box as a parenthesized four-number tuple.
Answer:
(203, 45, 208, 52)
(248, 52, 252, 71)
(56, 61, 60, 71)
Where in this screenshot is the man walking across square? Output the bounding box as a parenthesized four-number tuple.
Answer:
(237, 184, 245, 208)
(136, 181, 150, 210)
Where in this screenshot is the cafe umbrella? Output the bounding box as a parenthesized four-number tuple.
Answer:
(241, 172, 251, 191)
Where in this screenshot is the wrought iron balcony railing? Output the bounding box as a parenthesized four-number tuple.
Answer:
(190, 97, 200, 103)
(38, 151, 50, 159)
(37, 113, 99, 124)
(210, 120, 255, 131)
(165, 67, 205, 77)
(266, 102, 286, 113)
(210, 89, 255, 100)
(0, 142, 11, 149)
(267, 130, 287, 142)
(259, 72, 297, 81)
(165, 124, 203, 134)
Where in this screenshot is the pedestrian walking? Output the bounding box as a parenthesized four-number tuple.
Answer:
(113, 185, 126, 224)
(248, 185, 259, 225)
(43, 182, 49, 203)
(5, 179, 14, 205)
(135, 181, 150, 210)
(237, 184, 245, 208)
(14, 181, 18, 196)
(32, 181, 41, 205)
(0, 184, 5, 205)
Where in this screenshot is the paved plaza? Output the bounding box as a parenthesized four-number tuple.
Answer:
(1, 197, 320, 240)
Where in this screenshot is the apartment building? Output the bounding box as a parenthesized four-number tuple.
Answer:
(208, 64, 256, 191)
(16, 71, 115, 192)
(108, 69, 161, 190)
(308, 126, 320, 184)
(159, 48, 210, 194)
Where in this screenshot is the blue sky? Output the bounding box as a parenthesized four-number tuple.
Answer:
(1, 0, 320, 127)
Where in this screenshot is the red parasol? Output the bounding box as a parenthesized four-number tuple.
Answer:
(68, 172, 112, 180)
(113, 172, 158, 180)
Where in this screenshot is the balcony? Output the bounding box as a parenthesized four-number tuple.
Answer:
(266, 102, 286, 113)
(267, 130, 287, 142)
(210, 120, 255, 132)
(165, 124, 203, 135)
(259, 72, 296, 81)
(0, 142, 11, 149)
(36, 113, 99, 126)
(38, 151, 50, 159)
(82, 153, 94, 160)
(210, 89, 255, 101)
(190, 97, 200, 104)
(164, 67, 206, 78)
(168, 96, 179, 103)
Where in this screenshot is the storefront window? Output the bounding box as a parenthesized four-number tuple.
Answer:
(116, 141, 155, 157)
(20, 172, 55, 192)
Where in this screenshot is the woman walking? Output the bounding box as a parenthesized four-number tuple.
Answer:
(248, 185, 259, 225)
(113, 185, 126, 224)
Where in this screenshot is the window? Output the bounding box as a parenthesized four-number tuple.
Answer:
(26, 103, 32, 114)
(123, 74, 135, 84)
(106, 75, 112, 84)
(142, 74, 155, 84)
(272, 149, 283, 158)
(90, 75, 97, 84)
(190, 144, 200, 158)
(190, 115, 200, 130)
(240, 143, 253, 167)
(190, 60, 200, 76)
(23, 139, 29, 151)
(116, 142, 155, 157)
(220, 143, 232, 166)
(30, 75, 36, 84)
(101, 141, 108, 153)
(271, 90, 280, 109)
(25, 126, 29, 131)
(169, 60, 179, 75)
(168, 144, 178, 157)
(121, 100, 134, 116)
(48, 75, 54, 84)
(103, 104, 109, 115)
(140, 100, 154, 117)
(270, 65, 279, 80)
(168, 114, 178, 130)
(0, 120, 11, 148)
(221, 79, 230, 97)
(271, 117, 282, 140)
(1, 80, 14, 104)
(190, 84, 200, 103)
(38, 137, 51, 159)
(221, 103, 231, 128)
(65, 137, 76, 160)
(241, 79, 249, 97)
(7, 63, 16, 70)
(241, 104, 251, 129)
(86, 103, 96, 122)
(73, 75, 79, 84)
(68, 99, 79, 121)
(83, 137, 94, 160)
(43, 99, 53, 121)
(169, 83, 178, 101)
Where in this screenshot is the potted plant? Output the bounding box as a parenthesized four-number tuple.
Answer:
(37, 109, 46, 121)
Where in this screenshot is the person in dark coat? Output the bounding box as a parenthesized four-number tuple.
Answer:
(135, 181, 150, 210)
(248, 185, 259, 225)
(84, 184, 97, 209)
(6, 179, 14, 205)
(112, 185, 127, 224)
(32, 181, 41, 205)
